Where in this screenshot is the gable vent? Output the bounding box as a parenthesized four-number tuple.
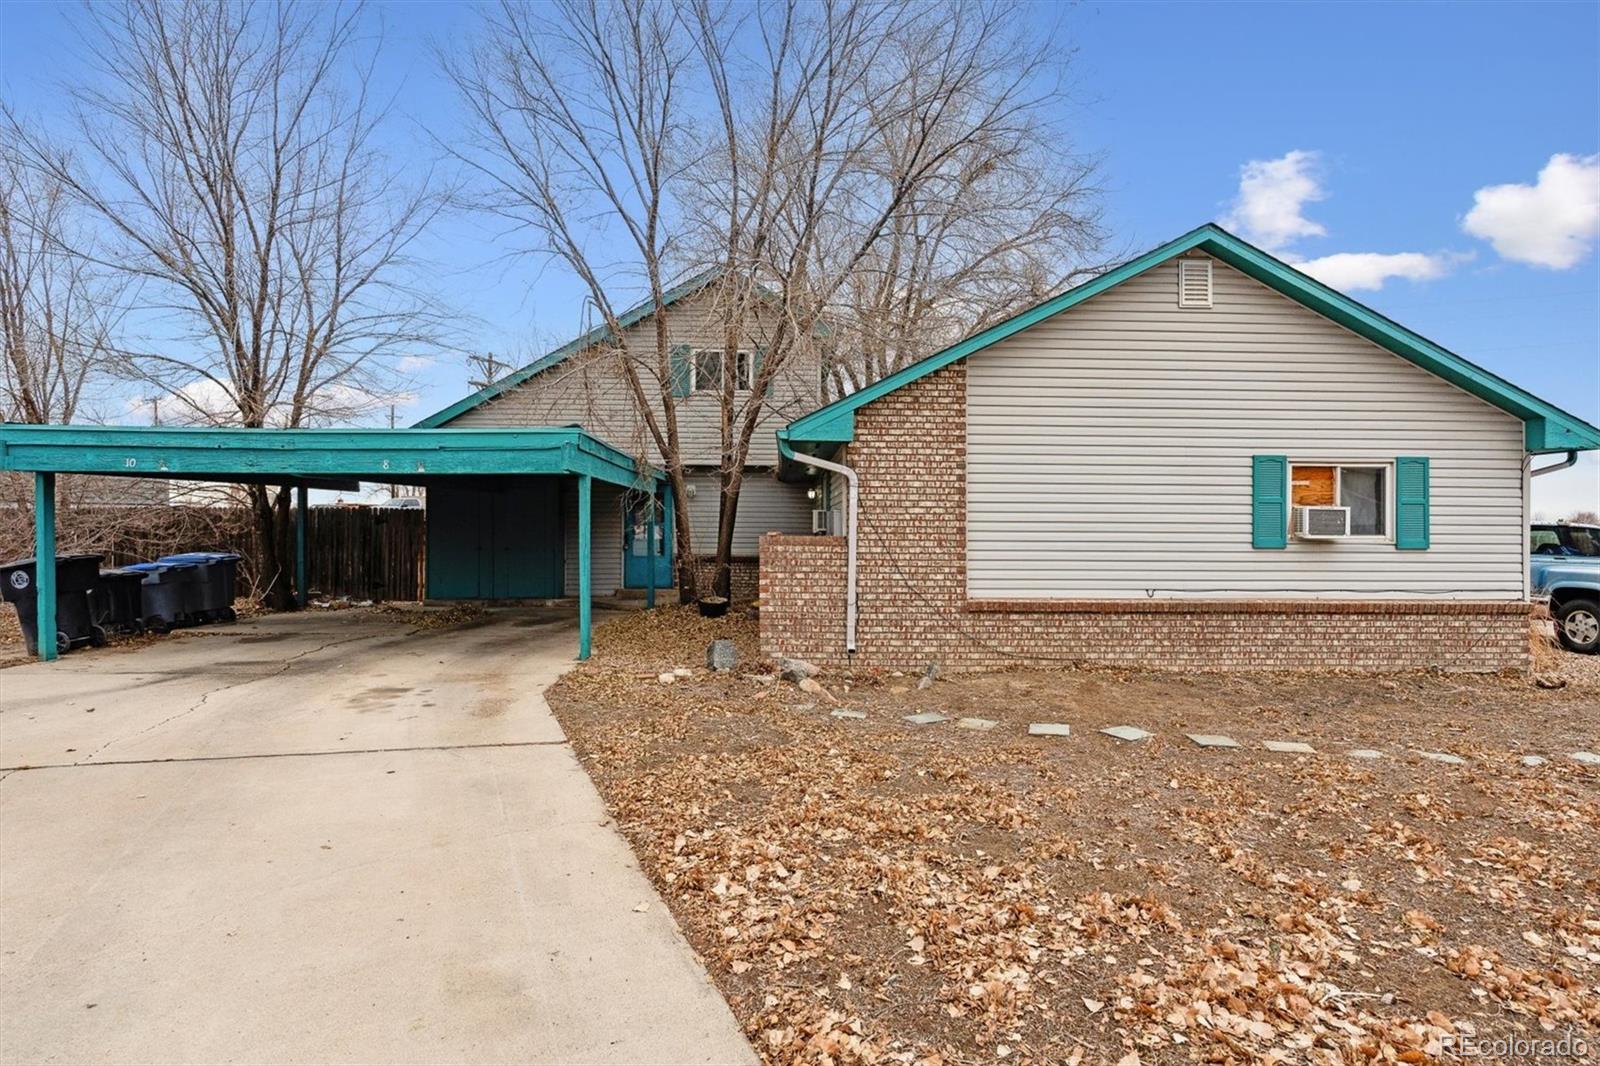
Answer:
(1178, 258, 1213, 308)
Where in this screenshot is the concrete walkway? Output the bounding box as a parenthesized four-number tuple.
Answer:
(0, 608, 755, 1066)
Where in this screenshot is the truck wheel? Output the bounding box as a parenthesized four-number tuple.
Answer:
(1555, 598, 1600, 654)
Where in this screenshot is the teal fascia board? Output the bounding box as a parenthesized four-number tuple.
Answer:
(413, 268, 723, 428)
(0, 425, 663, 490)
(780, 222, 1600, 455)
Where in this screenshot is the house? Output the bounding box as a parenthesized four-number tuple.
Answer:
(762, 223, 1600, 674)
(414, 273, 820, 600)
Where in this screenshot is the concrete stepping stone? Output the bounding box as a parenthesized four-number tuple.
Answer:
(1417, 751, 1467, 765)
(1570, 751, 1600, 766)
(903, 712, 949, 725)
(1348, 749, 1384, 760)
(1186, 734, 1240, 749)
(1520, 755, 1547, 767)
(1028, 723, 1071, 737)
(1263, 740, 1316, 754)
(957, 717, 998, 731)
(1101, 725, 1153, 742)
(830, 709, 866, 720)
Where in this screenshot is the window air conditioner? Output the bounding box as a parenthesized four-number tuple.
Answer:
(811, 509, 843, 536)
(1294, 505, 1351, 540)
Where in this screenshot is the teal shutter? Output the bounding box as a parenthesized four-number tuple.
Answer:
(669, 345, 692, 397)
(1251, 455, 1288, 549)
(1394, 456, 1430, 550)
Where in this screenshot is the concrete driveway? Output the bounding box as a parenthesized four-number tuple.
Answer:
(0, 607, 755, 1066)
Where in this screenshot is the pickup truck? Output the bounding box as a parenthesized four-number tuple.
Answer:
(1531, 522, 1600, 654)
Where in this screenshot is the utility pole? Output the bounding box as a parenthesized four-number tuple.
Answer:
(466, 352, 510, 391)
(147, 395, 161, 426)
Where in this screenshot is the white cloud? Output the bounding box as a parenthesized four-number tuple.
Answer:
(396, 355, 437, 374)
(1292, 250, 1466, 292)
(1224, 150, 1327, 251)
(1461, 153, 1600, 269)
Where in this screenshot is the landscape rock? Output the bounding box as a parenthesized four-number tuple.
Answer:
(1186, 733, 1240, 749)
(1028, 723, 1071, 737)
(1417, 750, 1467, 765)
(1263, 740, 1316, 754)
(798, 677, 837, 702)
(657, 672, 677, 685)
(903, 712, 949, 725)
(672, 666, 693, 679)
(778, 658, 820, 682)
(830, 708, 866, 720)
(957, 717, 999, 731)
(1520, 755, 1547, 767)
(1348, 749, 1384, 760)
(706, 639, 738, 672)
(1570, 751, 1600, 766)
(1100, 725, 1153, 742)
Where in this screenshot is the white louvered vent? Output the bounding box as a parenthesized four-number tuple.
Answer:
(1178, 258, 1213, 308)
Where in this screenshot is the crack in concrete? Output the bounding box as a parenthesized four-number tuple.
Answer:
(0, 739, 567, 774)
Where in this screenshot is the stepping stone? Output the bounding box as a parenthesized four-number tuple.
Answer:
(1520, 755, 1547, 767)
(1028, 723, 1071, 737)
(1263, 740, 1316, 754)
(830, 709, 866, 720)
(1348, 749, 1384, 760)
(1186, 734, 1240, 749)
(1570, 751, 1600, 766)
(903, 712, 949, 725)
(1101, 725, 1153, 742)
(1417, 751, 1467, 765)
(957, 717, 999, 731)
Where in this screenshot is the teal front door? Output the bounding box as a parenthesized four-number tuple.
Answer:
(623, 496, 671, 588)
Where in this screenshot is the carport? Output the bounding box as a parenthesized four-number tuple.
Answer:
(0, 425, 669, 662)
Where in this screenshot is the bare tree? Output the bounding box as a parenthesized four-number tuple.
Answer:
(449, 0, 1102, 600)
(0, 146, 123, 424)
(4, 0, 447, 607)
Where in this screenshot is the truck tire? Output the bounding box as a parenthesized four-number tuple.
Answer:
(1555, 598, 1600, 655)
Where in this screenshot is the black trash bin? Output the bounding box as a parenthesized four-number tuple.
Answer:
(156, 552, 242, 623)
(123, 560, 201, 632)
(90, 568, 148, 635)
(0, 553, 106, 655)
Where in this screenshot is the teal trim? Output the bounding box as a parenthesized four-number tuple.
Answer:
(0, 425, 664, 491)
(577, 474, 593, 660)
(414, 270, 722, 428)
(294, 485, 309, 607)
(670, 344, 692, 398)
(1394, 456, 1431, 550)
(35, 472, 57, 661)
(780, 223, 1600, 456)
(1251, 455, 1289, 550)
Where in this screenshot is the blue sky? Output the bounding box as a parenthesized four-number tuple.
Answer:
(2, 0, 1596, 513)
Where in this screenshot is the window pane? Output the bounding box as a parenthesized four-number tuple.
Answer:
(694, 349, 722, 391)
(1568, 528, 1600, 556)
(1341, 467, 1385, 536)
(1531, 530, 1563, 554)
(736, 351, 752, 390)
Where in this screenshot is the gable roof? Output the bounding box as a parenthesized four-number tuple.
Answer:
(413, 269, 721, 428)
(779, 223, 1600, 458)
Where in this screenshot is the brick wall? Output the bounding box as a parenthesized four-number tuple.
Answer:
(759, 361, 1531, 674)
(690, 556, 760, 603)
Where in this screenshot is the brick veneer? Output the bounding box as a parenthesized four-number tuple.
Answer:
(690, 556, 760, 603)
(759, 360, 1532, 674)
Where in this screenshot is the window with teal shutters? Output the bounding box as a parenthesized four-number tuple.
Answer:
(1251, 455, 1288, 549)
(1394, 456, 1430, 550)
(669, 344, 692, 397)
(753, 346, 771, 397)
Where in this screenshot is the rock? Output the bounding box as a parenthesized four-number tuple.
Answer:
(903, 712, 949, 725)
(1570, 751, 1600, 766)
(1520, 755, 1547, 767)
(1263, 740, 1316, 754)
(672, 666, 693, 678)
(778, 658, 819, 682)
(830, 708, 866, 720)
(1100, 725, 1153, 742)
(1028, 723, 1071, 737)
(1417, 750, 1467, 765)
(889, 685, 910, 695)
(706, 639, 738, 672)
(1347, 749, 1384, 760)
(798, 677, 837, 702)
(957, 717, 999, 731)
(790, 703, 817, 713)
(916, 675, 935, 691)
(657, 672, 677, 685)
(924, 661, 942, 681)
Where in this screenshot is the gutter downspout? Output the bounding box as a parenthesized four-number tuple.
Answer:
(1529, 450, 1579, 477)
(779, 435, 857, 654)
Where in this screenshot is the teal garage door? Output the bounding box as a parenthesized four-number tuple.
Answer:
(426, 477, 564, 599)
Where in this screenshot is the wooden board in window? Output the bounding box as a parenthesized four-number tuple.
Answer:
(1291, 465, 1335, 507)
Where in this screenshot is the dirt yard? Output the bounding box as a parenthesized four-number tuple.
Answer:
(548, 608, 1599, 1065)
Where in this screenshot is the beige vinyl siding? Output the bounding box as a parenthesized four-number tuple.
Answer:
(683, 471, 813, 554)
(445, 288, 819, 468)
(561, 479, 626, 597)
(965, 254, 1527, 600)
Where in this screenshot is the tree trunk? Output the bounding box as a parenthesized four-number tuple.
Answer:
(250, 484, 296, 609)
(712, 463, 743, 601)
(667, 464, 697, 604)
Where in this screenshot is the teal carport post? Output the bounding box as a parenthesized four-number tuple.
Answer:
(34, 472, 57, 661)
(577, 473, 592, 660)
(294, 484, 309, 608)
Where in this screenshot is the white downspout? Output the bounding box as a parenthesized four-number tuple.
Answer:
(782, 439, 857, 654)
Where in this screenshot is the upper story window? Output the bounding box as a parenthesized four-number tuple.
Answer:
(691, 349, 752, 392)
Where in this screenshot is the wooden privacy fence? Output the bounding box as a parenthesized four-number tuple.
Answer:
(304, 508, 425, 602)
